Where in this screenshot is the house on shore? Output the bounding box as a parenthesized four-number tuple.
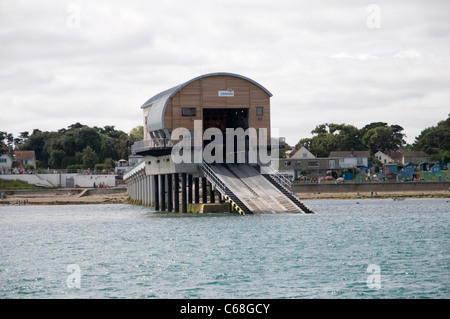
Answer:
(402, 151, 429, 165)
(375, 150, 403, 164)
(0, 147, 14, 171)
(375, 150, 429, 166)
(0, 149, 37, 172)
(328, 151, 370, 169)
(14, 151, 36, 169)
(276, 147, 370, 180)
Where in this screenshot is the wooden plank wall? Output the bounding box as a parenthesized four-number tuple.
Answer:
(164, 75, 271, 138)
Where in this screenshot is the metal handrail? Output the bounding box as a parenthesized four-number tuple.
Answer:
(260, 165, 292, 189)
(131, 139, 174, 154)
(199, 162, 228, 195)
(200, 162, 250, 213)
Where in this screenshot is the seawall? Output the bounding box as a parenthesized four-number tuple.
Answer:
(292, 181, 450, 194)
(0, 173, 117, 188)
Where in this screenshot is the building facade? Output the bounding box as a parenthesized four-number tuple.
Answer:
(139, 72, 272, 151)
(124, 73, 314, 214)
(329, 151, 370, 169)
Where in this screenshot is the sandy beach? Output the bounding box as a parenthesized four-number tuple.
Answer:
(0, 188, 128, 205)
(1, 187, 449, 206)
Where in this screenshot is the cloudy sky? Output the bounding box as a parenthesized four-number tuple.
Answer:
(1, 0, 449, 146)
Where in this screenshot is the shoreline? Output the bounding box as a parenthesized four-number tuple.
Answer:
(0, 188, 128, 206)
(1, 187, 449, 206)
(297, 190, 450, 200)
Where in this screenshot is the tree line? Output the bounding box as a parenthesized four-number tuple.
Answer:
(1, 123, 143, 170)
(294, 114, 450, 163)
(1, 115, 449, 169)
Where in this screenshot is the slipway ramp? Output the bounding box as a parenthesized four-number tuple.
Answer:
(201, 163, 314, 214)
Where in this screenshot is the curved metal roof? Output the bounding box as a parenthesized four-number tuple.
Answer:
(142, 72, 272, 136)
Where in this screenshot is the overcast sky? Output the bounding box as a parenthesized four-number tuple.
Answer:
(1, 0, 449, 146)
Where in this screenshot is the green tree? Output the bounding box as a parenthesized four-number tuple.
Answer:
(441, 150, 450, 164)
(12, 123, 142, 168)
(0, 131, 7, 156)
(100, 135, 119, 162)
(49, 149, 65, 168)
(297, 123, 365, 157)
(362, 126, 405, 154)
(103, 157, 116, 170)
(413, 115, 450, 156)
(81, 146, 99, 169)
(130, 125, 144, 140)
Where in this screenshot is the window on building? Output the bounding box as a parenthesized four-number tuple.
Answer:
(256, 107, 263, 116)
(303, 153, 308, 158)
(307, 161, 319, 167)
(357, 158, 363, 165)
(284, 161, 291, 166)
(0, 158, 7, 163)
(182, 108, 196, 117)
(295, 161, 301, 166)
(329, 160, 335, 169)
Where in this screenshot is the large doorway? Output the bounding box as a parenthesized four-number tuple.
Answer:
(203, 108, 249, 163)
(203, 108, 249, 132)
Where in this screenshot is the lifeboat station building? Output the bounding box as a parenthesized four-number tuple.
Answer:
(124, 72, 313, 214)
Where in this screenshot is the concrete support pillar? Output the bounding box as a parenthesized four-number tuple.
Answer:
(160, 174, 166, 211)
(142, 175, 147, 205)
(174, 173, 179, 213)
(188, 174, 193, 204)
(167, 174, 173, 212)
(153, 174, 159, 210)
(194, 177, 199, 203)
(147, 176, 153, 206)
(181, 172, 187, 213)
(202, 177, 207, 203)
(140, 175, 144, 203)
(209, 182, 215, 203)
(137, 177, 140, 201)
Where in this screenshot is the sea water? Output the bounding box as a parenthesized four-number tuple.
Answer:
(0, 198, 449, 299)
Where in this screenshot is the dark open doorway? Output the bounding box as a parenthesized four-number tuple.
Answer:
(203, 108, 249, 132)
(203, 108, 249, 163)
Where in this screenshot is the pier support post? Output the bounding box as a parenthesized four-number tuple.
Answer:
(148, 175, 154, 206)
(210, 183, 215, 203)
(142, 175, 147, 205)
(202, 177, 207, 203)
(194, 177, 199, 203)
(188, 174, 193, 204)
(174, 173, 179, 213)
(167, 174, 173, 212)
(160, 174, 166, 211)
(153, 174, 159, 210)
(181, 173, 187, 213)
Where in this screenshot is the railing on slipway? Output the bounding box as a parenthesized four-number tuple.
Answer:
(260, 164, 315, 214)
(199, 162, 251, 215)
(260, 164, 292, 188)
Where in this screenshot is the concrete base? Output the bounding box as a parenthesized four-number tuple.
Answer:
(187, 203, 230, 214)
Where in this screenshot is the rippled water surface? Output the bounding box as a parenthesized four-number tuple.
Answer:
(1, 198, 449, 298)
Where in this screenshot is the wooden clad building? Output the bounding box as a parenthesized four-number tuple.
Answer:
(141, 72, 272, 144)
